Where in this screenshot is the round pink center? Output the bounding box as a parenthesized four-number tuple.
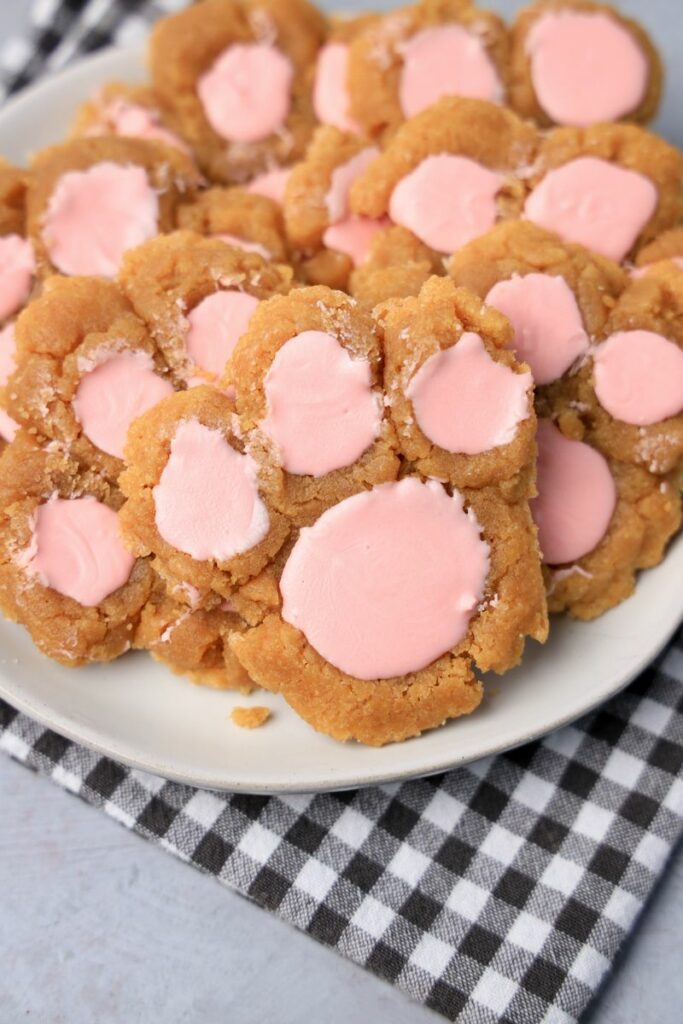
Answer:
(73, 350, 174, 459)
(96, 98, 191, 156)
(485, 273, 589, 385)
(313, 42, 360, 134)
(527, 11, 648, 126)
(247, 167, 291, 204)
(198, 43, 293, 143)
(524, 157, 657, 263)
(390, 155, 503, 254)
(593, 330, 683, 426)
(42, 161, 159, 278)
(153, 419, 269, 562)
(406, 332, 531, 454)
(261, 329, 381, 477)
(186, 291, 260, 379)
(399, 25, 502, 119)
(0, 234, 35, 321)
(280, 477, 490, 680)
(24, 496, 135, 607)
(531, 419, 616, 565)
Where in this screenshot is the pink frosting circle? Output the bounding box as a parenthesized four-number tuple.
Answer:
(214, 233, 271, 260)
(154, 419, 270, 561)
(0, 235, 35, 322)
(247, 167, 291, 204)
(524, 157, 657, 263)
(313, 42, 360, 133)
(261, 330, 381, 477)
(593, 330, 683, 426)
(280, 477, 490, 680)
(95, 98, 192, 156)
(485, 272, 589, 385)
(322, 217, 387, 266)
(527, 11, 648, 126)
(42, 162, 159, 278)
(24, 496, 135, 607)
(406, 332, 531, 454)
(0, 321, 18, 442)
(186, 291, 260, 379)
(390, 155, 503, 254)
(531, 419, 616, 565)
(399, 25, 503, 118)
(73, 350, 174, 459)
(198, 43, 293, 143)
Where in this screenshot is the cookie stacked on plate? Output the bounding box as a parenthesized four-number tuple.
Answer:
(0, 0, 681, 746)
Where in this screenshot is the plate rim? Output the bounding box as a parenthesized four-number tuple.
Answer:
(0, 44, 681, 793)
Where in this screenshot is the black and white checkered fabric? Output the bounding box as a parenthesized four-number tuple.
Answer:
(1, 3, 683, 1022)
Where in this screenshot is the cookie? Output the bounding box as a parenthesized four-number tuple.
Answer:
(70, 81, 194, 159)
(633, 227, 683, 278)
(377, 275, 536, 497)
(230, 470, 548, 746)
(119, 386, 290, 604)
(311, 13, 378, 134)
(349, 97, 538, 258)
(523, 123, 683, 263)
(283, 126, 385, 288)
(533, 420, 680, 619)
(177, 186, 289, 263)
(226, 285, 400, 524)
(509, 0, 662, 128)
(135, 577, 255, 690)
(349, 224, 442, 310)
(0, 323, 19, 447)
(27, 136, 200, 278)
(0, 158, 29, 238)
(118, 230, 292, 385)
(7, 275, 174, 482)
(0, 431, 153, 666)
(149, 0, 326, 184)
(347, 0, 510, 139)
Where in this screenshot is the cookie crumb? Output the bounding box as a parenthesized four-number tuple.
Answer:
(231, 705, 271, 729)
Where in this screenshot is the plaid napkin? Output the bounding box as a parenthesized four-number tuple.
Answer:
(1, 3, 683, 1022)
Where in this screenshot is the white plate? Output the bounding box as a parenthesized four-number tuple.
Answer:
(0, 46, 681, 793)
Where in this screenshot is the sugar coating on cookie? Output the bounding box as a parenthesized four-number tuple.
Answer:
(485, 272, 589, 385)
(524, 157, 657, 263)
(0, 235, 35, 321)
(153, 418, 270, 561)
(406, 332, 531, 455)
(531, 419, 617, 565)
(593, 330, 683, 426)
(261, 329, 381, 476)
(281, 478, 490, 679)
(23, 495, 134, 607)
(525, 10, 648, 126)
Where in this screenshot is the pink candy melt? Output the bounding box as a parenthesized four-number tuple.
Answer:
(0, 234, 35, 321)
(186, 291, 260, 378)
(42, 162, 159, 278)
(25, 496, 134, 607)
(215, 233, 271, 260)
(485, 273, 589, 385)
(0, 321, 18, 442)
(527, 11, 648, 126)
(593, 330, 683, 426)
(96, 98, 191, 155)
(247, 168, 291, 204)
(154, 419, 269, 561)
(399, 25, 503, 118)
(261, 330, 380, 477)
(313, 42, 360, 134)
(531, 419, 616, 565)
(280, 478, 490, 680)
(325, 146, 380, 223)
(73, 350, 173, 459)
(323, 217, 386, 266)
(524, 157, 657, 263)
(198, 43, 293, 143)
(390, 155, 503, 254)
(406, 332, 531, 455)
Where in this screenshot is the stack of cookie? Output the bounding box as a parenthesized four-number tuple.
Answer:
(0, 0, 681, 746)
